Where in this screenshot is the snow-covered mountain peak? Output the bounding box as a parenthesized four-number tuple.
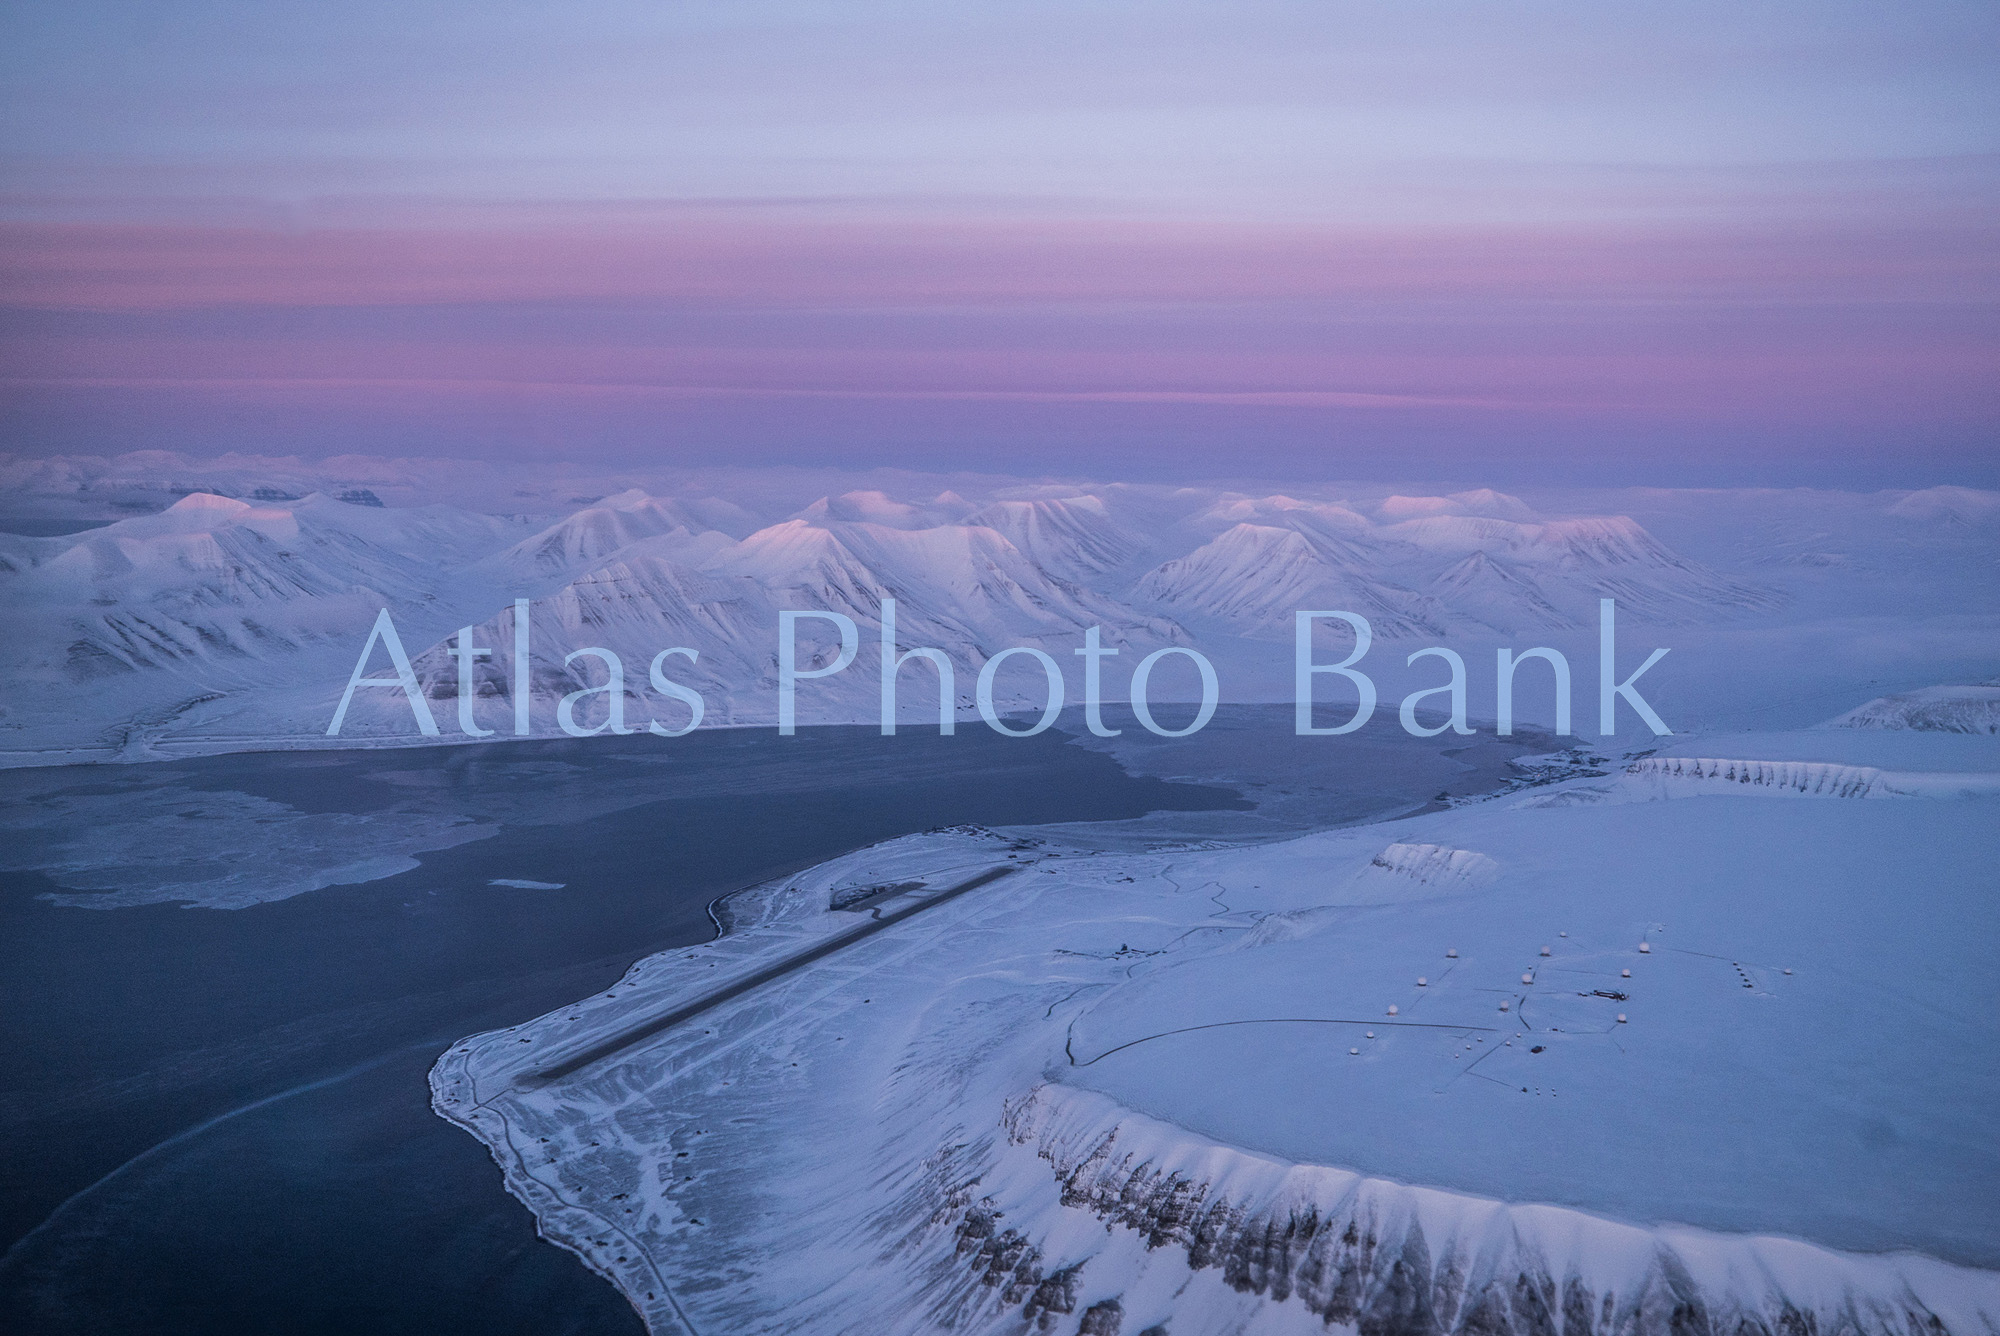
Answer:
(86, 492, 300, 543)
(968, 494, 1108, 521)
(1428, 549, 1581, 631)
(1381, 512, 1543, 557)
(1194, 494, 1372, 537)
(798, 489, 974, 530)
(711, 516, 855, 576)
(1823, 683, 2000, 734)
(1377, 489, 1537, 521)
(724, 516, 1167, 647)
(1887, 485, 2000, 525)
(164, 491, 251, 515)
(1151, 522, 1322, 587)
(486, 490, 726, 584)
(1533, 513, 1677, 564)
(19, 495, 305, 592)
(961, 495, 1141, 574)
(1136, 523, 1451, 640)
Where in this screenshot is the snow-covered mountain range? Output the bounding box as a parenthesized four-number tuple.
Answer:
(2, 454, 1996, 762)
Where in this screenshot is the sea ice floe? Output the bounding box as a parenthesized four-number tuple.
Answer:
(1, 782, 491, 909)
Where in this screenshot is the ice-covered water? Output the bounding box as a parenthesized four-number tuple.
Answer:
(0, 720, 1264, 1333)
(2, 711, 1517, 1334)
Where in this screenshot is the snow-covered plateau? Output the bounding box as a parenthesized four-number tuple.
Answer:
(430, 709, 2000, 1336)
(3, 454, 1998, 762)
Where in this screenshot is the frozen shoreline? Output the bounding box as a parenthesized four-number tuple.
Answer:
(431, 719, 2000, 1334)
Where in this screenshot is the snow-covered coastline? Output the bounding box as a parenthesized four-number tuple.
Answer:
(431, 711, 2000, 1335)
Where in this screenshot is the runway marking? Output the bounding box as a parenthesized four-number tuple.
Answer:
(517, 865, 1016, 1086)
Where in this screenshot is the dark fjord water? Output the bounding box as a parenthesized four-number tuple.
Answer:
(0, 711, 1529, 1334)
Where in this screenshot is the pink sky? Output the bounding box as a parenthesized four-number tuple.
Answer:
(2, 2, 1995, 484)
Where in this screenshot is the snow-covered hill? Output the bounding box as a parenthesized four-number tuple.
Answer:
(480, 489, 748, 587)
(1, 491, 521, 687)
(1824, 683, 2000, 734)
(1136, 523, 1453, 640)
